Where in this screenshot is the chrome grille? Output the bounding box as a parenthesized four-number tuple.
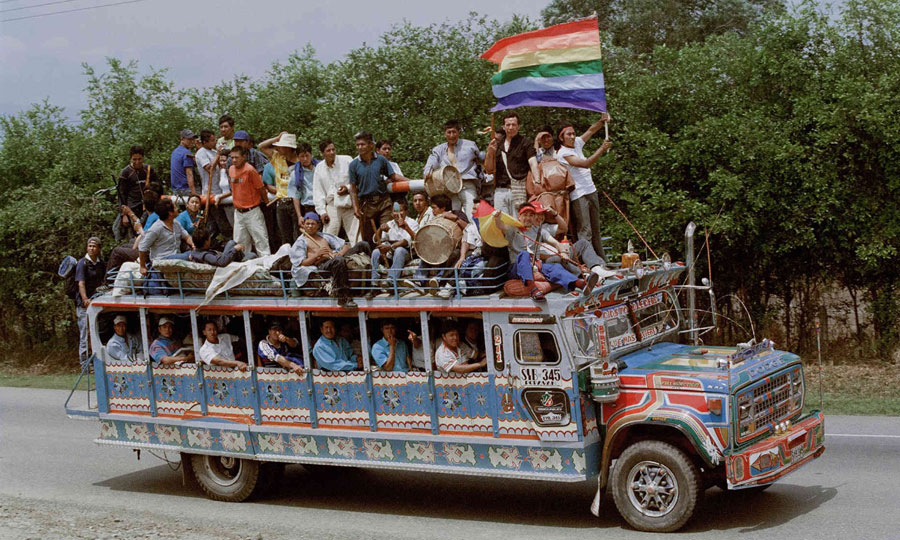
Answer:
(736, 367, 804, 443)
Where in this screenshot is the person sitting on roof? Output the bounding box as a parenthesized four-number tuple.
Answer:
(149, 317, 195, 366)
(411, 193, 468, 299)
(257, 321, 305, 375)
(435, 324, 486, 374)
(197, 320, 247, 371)
(172, 225, 244, 266)
(370, 320, 409, 372)
(367, 199, 417, 299)
(175, 194, 203, 236)
(312, 319, 361, 371)
(492, 201, 598, 302)
(289, 212, 371, 308)
(106, 315, 143, 363)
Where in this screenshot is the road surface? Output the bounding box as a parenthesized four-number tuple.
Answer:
(1, 387, 898, 539)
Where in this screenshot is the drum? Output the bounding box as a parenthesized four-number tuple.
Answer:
(425, 165, 462, 196)
(414, 217, 463, 265)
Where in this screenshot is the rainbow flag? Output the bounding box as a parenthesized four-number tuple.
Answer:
(481, 16, 606, 113)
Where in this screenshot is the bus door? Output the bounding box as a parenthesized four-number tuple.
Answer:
(498, 313, 580, 442)
(368, 312, 432, 432)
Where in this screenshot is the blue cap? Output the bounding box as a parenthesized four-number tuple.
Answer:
(233, 130, 250, 141)
(303, 212, 320, 222)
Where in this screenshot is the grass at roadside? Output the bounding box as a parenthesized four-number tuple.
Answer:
(2, 360, 898, 415)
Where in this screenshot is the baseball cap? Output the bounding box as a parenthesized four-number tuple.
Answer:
(179, 129, 196, 140)
(303, 212, 320, 222)
(113, 315, 127, 325)
(233, 130, 250, 141)
(158, 317, 174, 327)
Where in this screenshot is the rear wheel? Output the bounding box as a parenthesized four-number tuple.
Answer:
(190, 454, 261, 502)
(611, 440, 701, 532)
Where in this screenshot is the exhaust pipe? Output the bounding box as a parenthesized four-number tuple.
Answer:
(685, 222, 697, 345)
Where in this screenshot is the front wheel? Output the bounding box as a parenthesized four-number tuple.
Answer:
(190, 454, 261, 502)
(611, 440, 701, 532)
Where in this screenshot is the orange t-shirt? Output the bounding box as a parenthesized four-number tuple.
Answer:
(228, 163, 264, 209)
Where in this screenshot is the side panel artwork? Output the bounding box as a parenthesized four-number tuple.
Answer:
(105, 360, 152, 414)
(256, 367, 312, 424)
(203, 365, 256, 423)
(433, 372, 492, 433)
(371, 371, 432, 430)
(312, 371, 370, 427)
(95, 417, 600, 479)
(152, 364, 201, 416)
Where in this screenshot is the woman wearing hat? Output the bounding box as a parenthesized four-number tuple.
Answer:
(259, 132, 301, 246)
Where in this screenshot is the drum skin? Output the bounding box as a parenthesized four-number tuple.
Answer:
(415, 217, 463, 264)
(425, 166, 462, 196)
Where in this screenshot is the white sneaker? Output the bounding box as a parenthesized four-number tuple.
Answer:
(437, 285, 453, 299)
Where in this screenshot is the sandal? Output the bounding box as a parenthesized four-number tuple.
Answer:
(530, 288, 546, 302)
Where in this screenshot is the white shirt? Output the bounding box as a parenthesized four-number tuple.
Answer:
(196, 147, 221, 195)
(435, 341, 476, 373)
(462, 221, 482, 250)
(381, 216, 419, 244)
(313, 155, 353, 216)
(415, 206, 435, 228)
(557, 136, 596, 201)
(198, 333, 238, 366)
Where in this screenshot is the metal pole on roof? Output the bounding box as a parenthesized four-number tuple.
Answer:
(685, 222, 698, 345)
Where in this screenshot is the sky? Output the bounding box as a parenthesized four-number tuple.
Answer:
(0, 0, 550, 119)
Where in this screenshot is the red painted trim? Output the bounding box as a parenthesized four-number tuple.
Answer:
(93, 302, 542, 314)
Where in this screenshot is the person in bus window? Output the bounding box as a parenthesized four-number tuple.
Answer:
(106, 315, 143, 363)
(462, 320, 485, 356)
(312, 319, 360, 371)
(408, 329, 427, 371)
(339, 322, 363, 361)
(370, 320, 409, 372)
(198, 320, 247, 371)
(149, 317, 195, 365)
(435, 325, 486, 374)
(257, 321, 305, 375)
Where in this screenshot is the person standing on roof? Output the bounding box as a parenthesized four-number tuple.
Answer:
(313, 139, 358, 241)
(170, 129, 198, 202)
(424, 120, 484, 217)
(216, 114, 236, 152)
(348, 131, 411, 243)
(259, 132, 302, 247)
(483, 112, 539, 216)
(219, 146, 270, 257)
(556, 114, 612, 258)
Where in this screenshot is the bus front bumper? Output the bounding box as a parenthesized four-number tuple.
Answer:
(726, 411, 825, 489)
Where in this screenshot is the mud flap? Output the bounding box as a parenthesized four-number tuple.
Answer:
(590, 476, 603, 517)
(181, 452, 195, 488)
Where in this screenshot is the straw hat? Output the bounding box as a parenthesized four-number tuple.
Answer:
(273, 133, 297, 148)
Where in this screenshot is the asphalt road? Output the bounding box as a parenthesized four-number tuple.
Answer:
(1, 387, 898, 539)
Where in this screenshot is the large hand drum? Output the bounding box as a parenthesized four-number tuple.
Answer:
(415, 217, 463, 265)
(425, 165, 462, 197)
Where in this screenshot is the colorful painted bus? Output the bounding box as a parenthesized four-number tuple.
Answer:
(67, 223, 824, 532)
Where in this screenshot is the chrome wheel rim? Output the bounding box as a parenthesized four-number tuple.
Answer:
(626, 460, 679, 517)
(204, 456, 242, 487)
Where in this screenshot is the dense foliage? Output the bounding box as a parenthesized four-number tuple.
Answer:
(1, 1, 897, 362)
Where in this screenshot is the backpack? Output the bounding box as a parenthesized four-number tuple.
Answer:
(58, 255, 78, 299)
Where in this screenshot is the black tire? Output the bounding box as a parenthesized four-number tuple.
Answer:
(611, 440, 701, 533)
(190, 454, 261, 502)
